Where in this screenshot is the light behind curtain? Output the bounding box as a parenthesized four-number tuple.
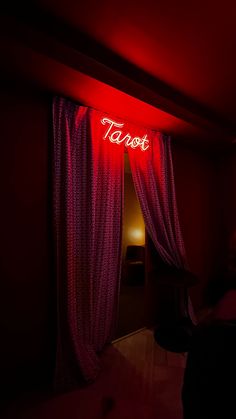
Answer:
(128, 132, 197, 321)
(128, 132, 187, 268)
(53, 97, 124, 389)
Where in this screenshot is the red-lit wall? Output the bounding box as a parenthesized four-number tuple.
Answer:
(172, 143, 222, 309)
(0, 85, 223, 392)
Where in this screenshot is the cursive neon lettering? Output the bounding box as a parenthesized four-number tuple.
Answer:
(140, 134, 149, 151)
(101, 118, 124, 139)
(100, 117, 150, 151)
(122, 133, 131, 147)
(109, 130, 122, 143)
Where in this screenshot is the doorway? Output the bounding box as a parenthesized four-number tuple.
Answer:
(115, 153, 146, 338)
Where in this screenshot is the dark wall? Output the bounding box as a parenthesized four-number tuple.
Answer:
(221, 149, 236, 244)
(0, 85, 54, 396)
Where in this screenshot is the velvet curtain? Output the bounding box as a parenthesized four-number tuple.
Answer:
(53, 97, 124, 389)
(128, 132, 187, 269)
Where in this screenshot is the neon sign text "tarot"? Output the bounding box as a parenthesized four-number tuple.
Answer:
(101, 118, 149, 151)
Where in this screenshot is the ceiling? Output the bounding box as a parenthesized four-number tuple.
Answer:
(1, 0, 236, 149)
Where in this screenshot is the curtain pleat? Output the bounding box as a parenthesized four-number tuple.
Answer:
(53, 97, 124, 390)
(128, 133, 187, 269)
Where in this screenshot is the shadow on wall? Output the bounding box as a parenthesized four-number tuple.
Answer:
(204, 229, 236, 307)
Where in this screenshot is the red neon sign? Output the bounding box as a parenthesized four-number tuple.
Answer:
(101, 118, 150, 151)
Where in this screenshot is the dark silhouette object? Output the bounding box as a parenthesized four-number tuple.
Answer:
(154, 316, 194, 353)
(101, 396, 115, 417)
(183, 230, 236, 419)
(124, 245, 145, 286)
(182, 320, 236, 419)
(153, 265, 197, 352)
(126, 245, 145, 261)
(205, 232, 236, 308)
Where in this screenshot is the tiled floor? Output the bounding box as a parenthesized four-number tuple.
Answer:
(2, 329, 186, 419)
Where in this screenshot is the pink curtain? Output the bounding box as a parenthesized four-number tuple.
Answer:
(53, 97, 124, 389)
(128, 132, 187, 269)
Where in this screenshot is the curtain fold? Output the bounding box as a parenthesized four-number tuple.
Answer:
(128, 132, 196, 322)
(53, 97, 124, 389)
(128, 132, 187, 269)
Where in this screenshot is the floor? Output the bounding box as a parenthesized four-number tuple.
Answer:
(2, 329, 186, 419)
(115, 285, 146, 338)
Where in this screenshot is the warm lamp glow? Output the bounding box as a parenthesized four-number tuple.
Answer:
(128, 227, 145, 244)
